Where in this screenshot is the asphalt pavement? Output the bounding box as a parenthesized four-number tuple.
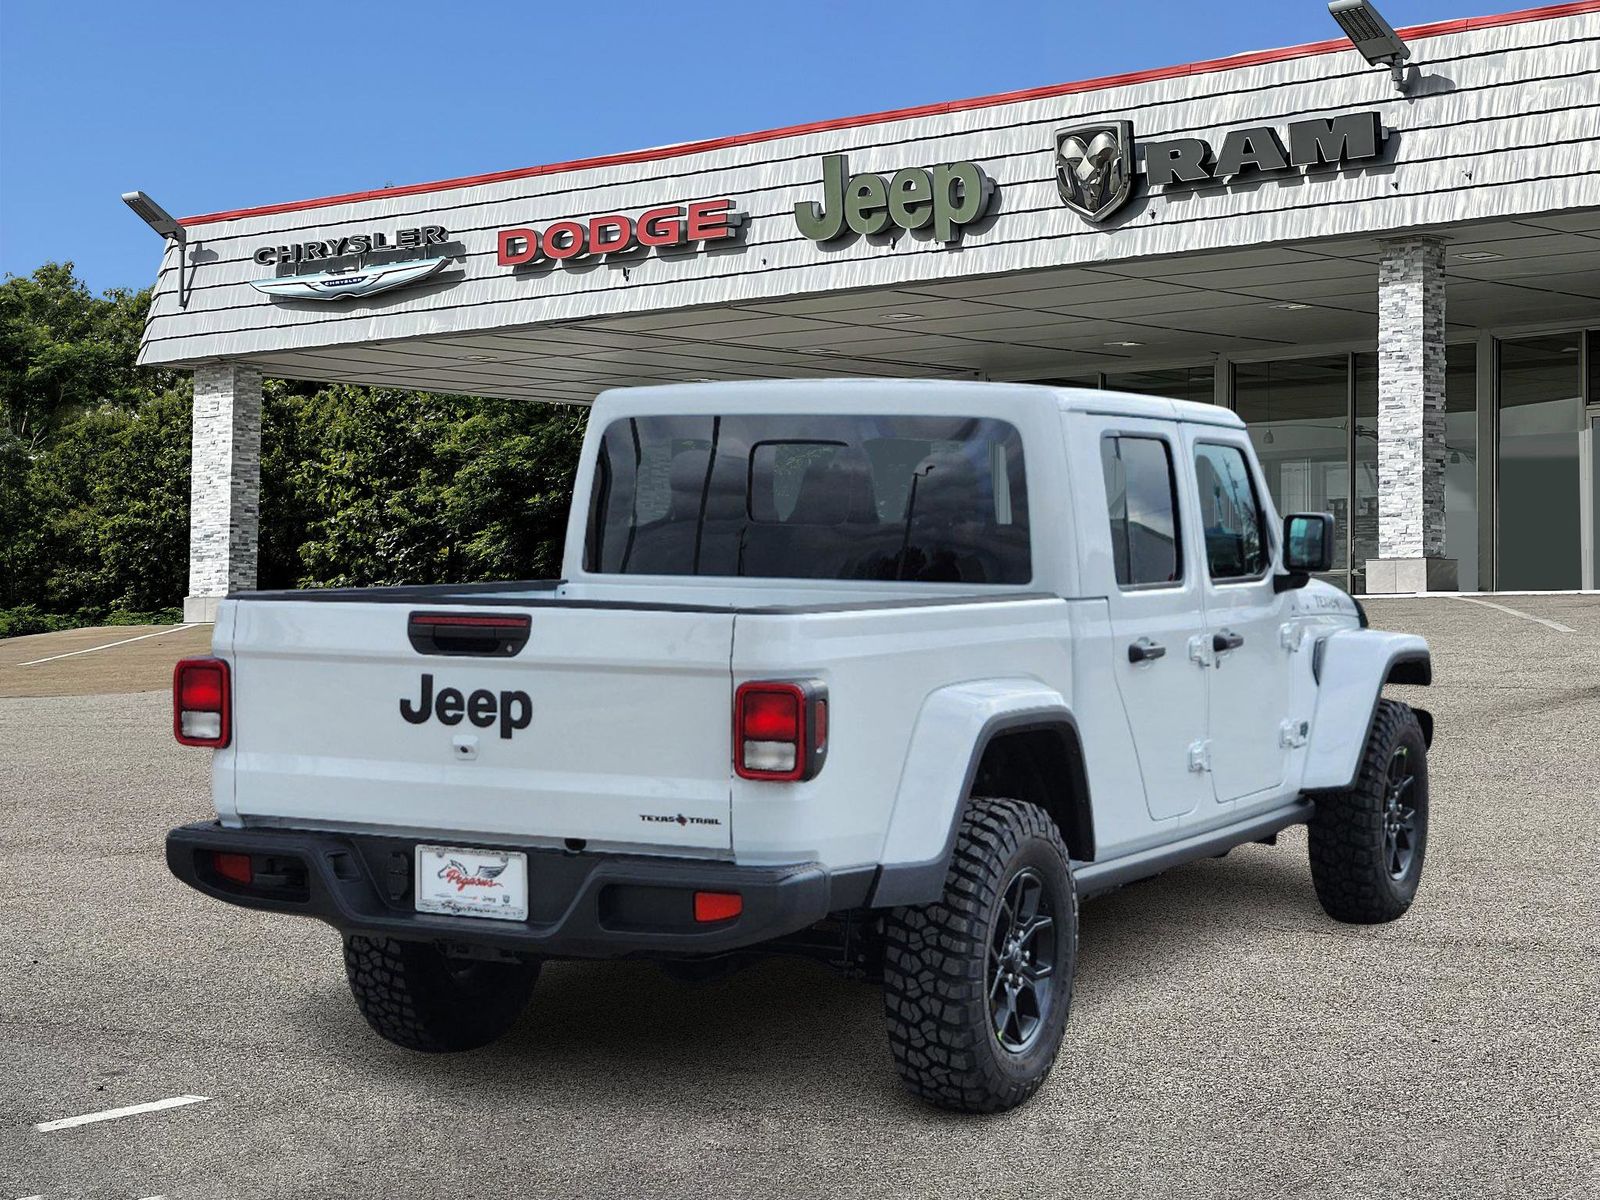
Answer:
(1, 596, 1596, 1199)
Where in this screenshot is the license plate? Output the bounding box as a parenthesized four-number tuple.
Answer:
(414, 845, 528, 922)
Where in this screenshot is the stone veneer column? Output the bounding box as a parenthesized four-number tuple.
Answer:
(184, 363, 263, 622)
(1366, 237, 1456, 594)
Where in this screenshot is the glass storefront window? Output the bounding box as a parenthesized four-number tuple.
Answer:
(1497, 336, 1584, 591)
(1105, 365, 1215, 405)
(1591, 411, 1600, 590)
(1029, 375, 1101, 389)
(1443, 345, 1479, 591)
(1591, 331, 1600, 590)
(1353, 356, 1379, 594)
(1234, 356, 1350, 585)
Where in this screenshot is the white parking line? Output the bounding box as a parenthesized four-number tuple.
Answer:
(33, 1094, 209, 1132)
(17, 625, 198, 667)
(1445, 595, 1575, 633)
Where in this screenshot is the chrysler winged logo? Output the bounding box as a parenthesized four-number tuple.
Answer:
(250, 256, 450, 302)
(1054, 121, 1135, 222)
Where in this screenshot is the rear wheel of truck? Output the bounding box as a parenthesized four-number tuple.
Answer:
(881, 797, 1077, 1113)
(1308, 699, 1429, 924)
(343, 935, 540, 1053)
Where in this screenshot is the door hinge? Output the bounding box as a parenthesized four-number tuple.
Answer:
(1188, 634, 1214, 668)
(1279, 719, 1310, 749)
(1279, 622, 1306, 652)
(1188, 738, 1213, 773)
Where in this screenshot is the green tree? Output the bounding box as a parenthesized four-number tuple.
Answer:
(0, 428, 42, 607)
(258, 380, 324, 592)
(294, 386, 586, 588)
(25, 387, 192, 613)
(447, 403, 587, 581)
(0, 262, 179, 449)
(1, 262, 590, 629)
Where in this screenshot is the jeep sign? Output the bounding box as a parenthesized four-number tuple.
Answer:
(794, 154, 994, 244)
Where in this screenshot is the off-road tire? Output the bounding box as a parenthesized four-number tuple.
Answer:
(1308, 699, 1429, 924)
(343, 935, 540, 1052)
(881, 797, 1077, 1113)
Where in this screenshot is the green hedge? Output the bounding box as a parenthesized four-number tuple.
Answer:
(0, 605, 184, 640)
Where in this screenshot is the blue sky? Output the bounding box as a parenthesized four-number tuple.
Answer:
(0, 0, 1524, 294)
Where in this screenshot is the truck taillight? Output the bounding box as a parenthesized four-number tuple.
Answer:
(734, 680, 827, 782)
(173, 657, 231, 748)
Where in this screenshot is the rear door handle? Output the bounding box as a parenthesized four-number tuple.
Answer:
(1128, 638, 1167, 663)
(1212, 630, 1244, 653)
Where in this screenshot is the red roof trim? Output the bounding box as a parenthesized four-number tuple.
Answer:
(179, 2, 1600, 227)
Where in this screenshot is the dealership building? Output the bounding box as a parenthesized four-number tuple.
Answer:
(132, 2, 1600, 619)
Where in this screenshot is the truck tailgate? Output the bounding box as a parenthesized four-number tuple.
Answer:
(222, 600, 734, 853)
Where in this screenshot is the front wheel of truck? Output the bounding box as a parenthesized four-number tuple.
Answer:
(343, 935, 540, 1053)
(1308, 698, 1430, 924)
(881, 797, 1078, 1113)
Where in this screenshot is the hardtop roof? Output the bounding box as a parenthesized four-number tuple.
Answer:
(592, 377, 1247, 429)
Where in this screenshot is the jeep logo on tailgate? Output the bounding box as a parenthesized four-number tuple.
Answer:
(400, 673, 532, 739)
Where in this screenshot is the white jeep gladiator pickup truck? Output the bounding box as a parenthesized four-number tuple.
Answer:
(168, 379, 1433, 1112)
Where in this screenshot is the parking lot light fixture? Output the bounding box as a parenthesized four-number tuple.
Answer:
(122, 191, 191, 307)
(122, 190, 183, 241)
(1329, 0, 1414, 91)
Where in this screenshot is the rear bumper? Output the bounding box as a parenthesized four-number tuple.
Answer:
(167, 822, 872, 960)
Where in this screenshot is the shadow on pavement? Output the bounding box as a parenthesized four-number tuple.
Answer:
(281, 841, 1326, 1110)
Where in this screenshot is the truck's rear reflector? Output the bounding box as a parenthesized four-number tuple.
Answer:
(733, 680, 828, 782)
(693, 891, 743, 922)
(211, 851, 253, 886)
(173, 657, 231, 748)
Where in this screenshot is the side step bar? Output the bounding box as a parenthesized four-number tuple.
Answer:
(1073, 799, 1313, 899)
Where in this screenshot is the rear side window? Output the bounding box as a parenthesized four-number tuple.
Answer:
(1100, 435, 1181, 587)
(586, 414, 1030, 584)
(1193, 442, 1269, 579)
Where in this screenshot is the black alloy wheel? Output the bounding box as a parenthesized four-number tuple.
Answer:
(1382, 744, 1420, 880)
(988, 867, 1059, 1052)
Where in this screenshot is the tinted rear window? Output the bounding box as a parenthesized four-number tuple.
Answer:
(585, 414, 1030, 583)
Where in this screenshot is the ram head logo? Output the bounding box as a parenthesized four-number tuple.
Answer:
(1054, 121, 1135, 222)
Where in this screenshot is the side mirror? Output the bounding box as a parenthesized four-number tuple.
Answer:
(1283, 513, 1336, 573)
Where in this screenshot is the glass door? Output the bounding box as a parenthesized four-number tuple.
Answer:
(1588, 331, 1600, 591)
(1586, 412, 1600, 590)
(1497, 336, 1584, 591)
(1234, 356, 1351, 589)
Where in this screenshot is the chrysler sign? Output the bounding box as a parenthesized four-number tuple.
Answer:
(1055, 111, 1389, 222)
(250, 225, 455, 301)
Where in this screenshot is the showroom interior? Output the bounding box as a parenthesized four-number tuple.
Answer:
(1029, 324, 1600, 594)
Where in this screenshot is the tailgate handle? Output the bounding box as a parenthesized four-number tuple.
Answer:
(408, 611, 531, 657)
